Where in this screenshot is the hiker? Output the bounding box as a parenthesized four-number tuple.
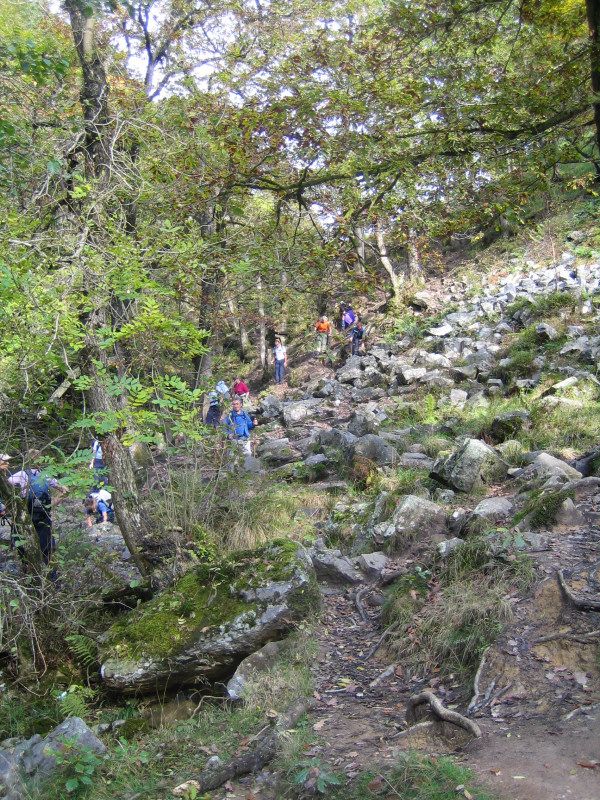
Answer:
(205, 389, 223, 427)
(340, 303, 356, 330)
(314, 315, 332, 354)
(85, 487, 115, 527)
(223, 396, 257, 456)
(89, 437, 108, 488)
(350, 320, 365, 355)
(273, 337, 288, 384)
(231, 376, 250, 402)
(1, 452, 67, 565)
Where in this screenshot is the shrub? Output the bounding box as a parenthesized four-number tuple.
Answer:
(514, 487, 575, 528)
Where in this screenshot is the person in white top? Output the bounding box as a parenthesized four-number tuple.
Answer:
(273, 338, 288, 384)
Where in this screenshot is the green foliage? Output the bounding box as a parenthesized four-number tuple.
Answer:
(507, 291, 578, 319)
(56, 685, 97, 721)
(65, 635, 98, 669)
(293, 759, 342, 794)
(0, 693, 60, 740)
(301, 752, 495, 800)
(514, 487, 575, 528)
(45, 739, 103, 796)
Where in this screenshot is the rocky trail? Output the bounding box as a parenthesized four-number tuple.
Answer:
(6, 250, 600, 799)
(215, 255, 600, 798)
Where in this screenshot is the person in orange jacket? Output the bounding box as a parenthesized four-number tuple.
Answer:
(315, 315, 332, 353)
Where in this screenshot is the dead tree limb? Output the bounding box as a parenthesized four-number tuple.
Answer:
(363, 620, 402, 661)
(192, 697, 316, 793)
(406, 691, 482, 738)
(557, 570, 600, 612)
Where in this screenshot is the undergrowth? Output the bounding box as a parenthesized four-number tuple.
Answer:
(284, 751, 496, 800)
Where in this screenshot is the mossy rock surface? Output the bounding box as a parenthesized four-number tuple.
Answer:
(100, 539, 318, 694)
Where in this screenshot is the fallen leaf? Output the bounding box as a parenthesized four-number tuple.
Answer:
(347, 751, 359, 757)
(489, 769, 501, 775)
(313, 719, 326, 731)
(577, 760, 599, 769)
(513, 775, 526, 780)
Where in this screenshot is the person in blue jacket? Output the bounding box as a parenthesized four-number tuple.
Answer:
(223, 396, 257, 456)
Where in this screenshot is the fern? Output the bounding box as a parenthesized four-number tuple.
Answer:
(57, 685, 97, 720)
(65, 634, 98, 668)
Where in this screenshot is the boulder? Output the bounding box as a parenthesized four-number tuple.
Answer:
(348, 409, 384, 437)
(356, 551, 390, 580)
(535, 322, 559, 341)
(353, 434, 399, 466)
(524, 452, 582, 482)
(397, 366, 427, 385)
(431, 438, 508, 492)
(337, 357, 363, 384)
(282, 399, 321, 426)
(226, 640, 287, 701)
(311, 549, 362, 585)
(428, 323, 453, 337)
(99, 540, 318, 694)
(471, 496, 514, 524)
(0, 718, 106, 799)
(258, 395, 283, 421)
(375, 495, 447, 553)
(318, 428, 358, 456)
(256, 438, 302, 464)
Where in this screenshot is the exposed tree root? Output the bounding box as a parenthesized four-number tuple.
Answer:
(390, 720, 435, 740)
(406, 691, 482, 738)
(191, 697, 316, 793)
(363, 620, 402, 661)
(557, 570, 600, 611)
(533, 629, 600, 645)
(354, 586, 371, 622)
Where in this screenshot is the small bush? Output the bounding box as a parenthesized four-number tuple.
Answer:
(507, 291, 577, 319)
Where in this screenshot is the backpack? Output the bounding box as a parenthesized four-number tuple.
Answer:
(343, 309, 356, 325)
(26, 470, 51, 508)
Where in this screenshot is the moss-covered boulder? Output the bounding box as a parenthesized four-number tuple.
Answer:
(431, 438, 507, 492)
(99, 540, 318, 694)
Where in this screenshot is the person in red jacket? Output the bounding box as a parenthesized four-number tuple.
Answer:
(231, 376, 250, 402)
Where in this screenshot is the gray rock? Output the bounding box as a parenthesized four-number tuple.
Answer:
(356, 551, 390, 580)
(258, 395, 283, 420)
(348, 410, 383, 437)
(311, 550, 362, 585)
(353, 434, 399, 466)
(257, 438, 302, 464)
(429, 323, 454, 337)
(449, 388, 468, 405)
(226, 640, 287, 701)
(337, 357, 364, 384)
(397, 452, 435, 470)
(99, 541, 318, 694)
(433, 488, 455, 503)
(524, 452, 582, 481)
(437, 538, 465, 558)
(397, 366, 427, 385)
(0, 718, 106, 799)
(282, 399, 321, 426)
(318, 428, 358, 456)
(471, 496, 514, 523)
(375, 495, 447, 553)
(411, 290, 435, 309)
(536, 322, 559, 341)
(431, 438, 508, 492)
(554, 498, 586, 527)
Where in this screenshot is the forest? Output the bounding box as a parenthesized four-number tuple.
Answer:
(1, 1, 600, 798)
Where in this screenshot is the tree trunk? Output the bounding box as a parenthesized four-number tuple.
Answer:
(406, 228, 421, 279)
(226, 296, 251, 359)
(375, 223, 402, 301)
(65, 2, 149, 576)
(586, 0, 600, 177)
(257, 274, 267, 374)
(64, 0, 110, 178)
